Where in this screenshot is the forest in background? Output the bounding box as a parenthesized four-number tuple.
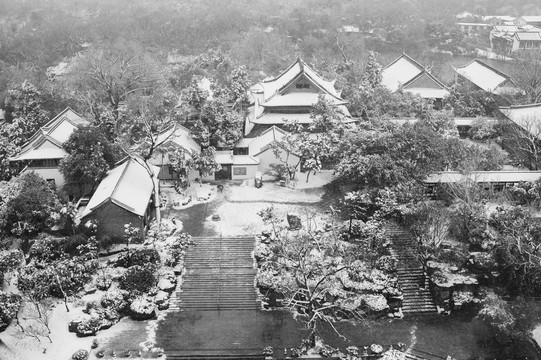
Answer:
(1, 0, 540, 115)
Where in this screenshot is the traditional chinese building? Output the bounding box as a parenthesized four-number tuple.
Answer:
(9, 107, 90, 191)
(245, 58, 352, 136)
(454, 59, 521, 96)
(80, 157, 158, 239)
(381, 53, 449, 106)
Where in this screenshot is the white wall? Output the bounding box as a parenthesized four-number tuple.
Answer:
(23, 167, 65, 188)
(231, 164, 258, 180)
(256, 147, 300, 175)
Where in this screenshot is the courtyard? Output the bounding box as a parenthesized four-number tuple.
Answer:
(100, 172, 515, 359)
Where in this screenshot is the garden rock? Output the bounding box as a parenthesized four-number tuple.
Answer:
(155, 291, 170, 305)
(71, 349, 89, 360)
(84, 284, 97, 295)
(158, 270, 177, 292)
(158, 278, 175, 292)
(157, 300, 170, 310)
(68, 317, 85, 333)
(76, 314, 102, 337)
(130, 295, 157, 320)
(287, 213, 302, 230)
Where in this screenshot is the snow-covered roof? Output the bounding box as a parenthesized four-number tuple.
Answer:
(81, 157, 158, 218)
(425, 171, 541, 184)
(500, 103, 541, 139)
(154, 125, 201, 155)
(339, 25, 360, 33)
(214, 151, 259, 165)
(515, 32, 541, 41)
(387, 117, 497, 127)
(10, 107, 90, 162)
(255, 58, 341, 102)
(381, 53, 424, 92)
(454, 59, 512, 93)
(262, 92, 346, 107)
(13, 147, 68, 161)
(401, 71, 449, 99)
(520, 16, 541, 23)
(404, 88, 449, 99)
(483, 15, 515, 22)
(493, 25, 519, 32)
(236, 126, 288, 155)
(0, 109, 4, 121)
(382, 54, 448, 99)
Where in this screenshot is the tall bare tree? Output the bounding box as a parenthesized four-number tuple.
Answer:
(513, 50, 541, 103)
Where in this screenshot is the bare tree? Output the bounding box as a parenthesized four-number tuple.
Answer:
(513, 50, 541, 103)
(501, 115, 541, 170)
(63, 39, 163, 128)
(403, 202, 450, 269)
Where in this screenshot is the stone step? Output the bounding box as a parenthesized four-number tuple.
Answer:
(402, 298, 437, 304)
(165, 351, 265, 359)
(402, 307, 438, 313)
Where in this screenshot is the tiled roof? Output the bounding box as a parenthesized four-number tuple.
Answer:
(11, 107, 90, 162)
(425, 171, 541, 184)
(521, 16, 541, 23)
(262, 92, 346, 107)
(455, 59, 511, 93)
(381, 53, 424, 92)
(215, 151, 259, 165)
(81, 157, 158, 218)
(256, 58, 341, 102)
(516, 32, 541, 41)
(500, 103, 541, 139)
(401, 72, 450, 99)
(153, 125, 201, 155)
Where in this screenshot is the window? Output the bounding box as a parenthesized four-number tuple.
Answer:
(233, 147, 249, 155)
(296, 84, 303, 89)
(303, 83, 309, 89)
(30, 159, 60, 168)
(233, 167, 247, 176)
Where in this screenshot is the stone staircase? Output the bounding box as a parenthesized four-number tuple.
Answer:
(385, 223, 438, 316)
(170, 236, 261, 312)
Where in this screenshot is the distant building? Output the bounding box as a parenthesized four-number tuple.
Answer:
(514, 16, 541, 28)
(425, 170, 541, 198)
(338, 25, 360, 34)
(491, 20, 541, 52)
(381, 53, 450, 105)
(453, 59, 521, 95)
(81, 157, 158, 239)
(9, 107, 90, 191)
(456, 23, 491, 34)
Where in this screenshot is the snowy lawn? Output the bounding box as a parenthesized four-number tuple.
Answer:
(204, 202, 328, 236)
(227, 170, 334, 203)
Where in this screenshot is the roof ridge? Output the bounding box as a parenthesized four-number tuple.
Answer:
(401, 70, 449, 90)
(261, 58, 302, 84)
(110, 159, 133, 203)
(500, 102, 541, 110)
(383, 52, 425, 71)
(470, 59, 511, 80)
